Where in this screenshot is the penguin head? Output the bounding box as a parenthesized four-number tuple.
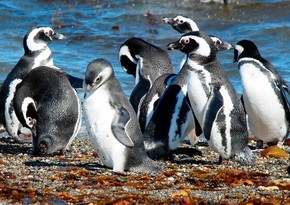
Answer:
(163, 15, 199, 33)
(167, 31, 217, 62)
(83, 58, 114, 97)
(210, 35, 234, 51)
(233, 40, 261, 62)
(23, 26, 66, 54)
(119, 38, 145, 77)
(33, 134, 67, 156)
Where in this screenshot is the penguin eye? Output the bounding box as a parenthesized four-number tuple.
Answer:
(216, 40, 221, 45)
(181, 38, 190, 44)
(179, 20, 184, 23)
(95, 77, 101, 84)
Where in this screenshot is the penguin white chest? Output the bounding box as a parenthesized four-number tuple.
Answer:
(83, 88, 127, 169)
(187, 63, 211, 125)
(239, 61, 288, 142)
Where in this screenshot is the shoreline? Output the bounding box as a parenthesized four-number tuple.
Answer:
(0, 133, 289, 204)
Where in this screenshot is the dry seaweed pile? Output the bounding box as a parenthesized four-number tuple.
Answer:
(0, 135, 289, 205)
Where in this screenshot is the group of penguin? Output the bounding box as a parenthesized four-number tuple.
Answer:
(0, 15, 289, 173)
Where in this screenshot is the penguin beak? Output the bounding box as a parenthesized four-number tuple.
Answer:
(51, 32, 66, 41)
(167, 40, 183, 50)
(233, 48, 238, 63)
(162, 17, 175, 25)
(83, 81, 91, 99)
(216, 42, 234, 51)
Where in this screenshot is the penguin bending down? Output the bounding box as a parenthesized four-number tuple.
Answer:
(83, 59, 160, 173)
(119, 38, 175, 112)
(167, 31, 255, 165)
(13, 66, 81, 156)
(234, 40, 290, 148)
(0, 27, 66, 142)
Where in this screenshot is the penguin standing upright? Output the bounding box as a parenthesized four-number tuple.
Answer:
(83, 59, 160, 173)
(119, 38, 175, 112)
(234, 40, 290, 148)
(0, 26, 66, 142)
(141, 16, 234, 160)
(167, 31, 255, 165)
(13, 66, 81, 156)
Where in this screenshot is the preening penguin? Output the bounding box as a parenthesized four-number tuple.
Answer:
(0, 26, 66, 142)
(119, 38, 175, 112)
(167, 31, 255, 165)
(13, 66, 81, 156)
(234, 40, 290, 148)
(83, 59, 160, 173)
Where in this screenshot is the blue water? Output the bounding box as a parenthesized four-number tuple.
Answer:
(1, 0, 290, 97)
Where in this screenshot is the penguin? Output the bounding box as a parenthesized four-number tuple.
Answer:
(118, 37, 175, 112)
(140, 17, 234, 160)
(13, 66, 81, 156)
(142, 63, 202, 160)
(233, 40, 290, 148)
(0, 26, 66, 143)
(83, 59, 160, 173)
(163, 15, 233, 51)
(167, 31, 255, 165)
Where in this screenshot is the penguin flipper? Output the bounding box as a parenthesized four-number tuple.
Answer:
(111, 107, 135, 148)
(203, 87, 224, 141)
(66, 74, 83, 89)
(279, 83, 290, 123)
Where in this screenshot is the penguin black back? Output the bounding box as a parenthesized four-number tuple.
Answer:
(13, 66, 81, 155)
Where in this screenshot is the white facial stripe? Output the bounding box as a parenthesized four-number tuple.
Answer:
(174, 15, 199, 31)
(181, 36, 211, 57)
(21, 97, 36, 128)
(26, 27, 51, 52)
(235, 44, 244, 59)
(135, 55, 142, 85)
(119, 45, 137, 65)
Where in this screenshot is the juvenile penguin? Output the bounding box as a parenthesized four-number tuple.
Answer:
(119, 37, 175, 112)
(167, 31, 255, 165)
(234, 40, 290, 148)
(83, 59, 160, 173)
(0, 26, 66, 142)
(13, 66, 81, 156)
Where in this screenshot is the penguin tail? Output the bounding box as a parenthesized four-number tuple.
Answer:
(132, 156, 162, 174)
(232, 146, 257, 166)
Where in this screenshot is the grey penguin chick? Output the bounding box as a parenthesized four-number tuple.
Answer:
(119, 38, 175, 112)
(234, 40, 290, 148)
(0, 26, 66, 143)
(83, 59, 160, 173)
(13, 66, 82, 156)
(167, 31, 255, 165)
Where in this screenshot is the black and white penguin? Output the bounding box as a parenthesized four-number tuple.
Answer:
(13, 66, 81, 156)
(140, 16, 234, 160)
(167, 31, 255, 165)
(163, 15, 233, 51)
(83, 59, 160, 173)
(118, 37, 175, 112)
(234, 40, 290, 148)
(0, 26, 66, 142)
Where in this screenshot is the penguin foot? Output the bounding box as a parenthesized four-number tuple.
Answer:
(173, 147, 203, 157)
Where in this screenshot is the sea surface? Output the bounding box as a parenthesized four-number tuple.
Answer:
(0, 0, 290, 136)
